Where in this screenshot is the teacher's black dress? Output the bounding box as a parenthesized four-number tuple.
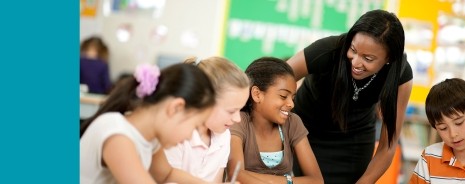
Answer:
(293, 34, 412, 184)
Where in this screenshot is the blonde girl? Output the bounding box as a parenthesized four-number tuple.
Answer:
(164, 57, 250, 182)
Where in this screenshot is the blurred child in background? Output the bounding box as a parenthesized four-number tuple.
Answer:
(80, 36, 112, 94)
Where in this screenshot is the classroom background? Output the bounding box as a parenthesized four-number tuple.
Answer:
(80, 0, 465, 183)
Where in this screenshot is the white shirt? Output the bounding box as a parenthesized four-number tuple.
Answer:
(80, 112, 160, 184)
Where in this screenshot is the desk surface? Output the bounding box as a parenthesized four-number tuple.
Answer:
(80, 93, 106, 119)
(80, 93, 106, 105)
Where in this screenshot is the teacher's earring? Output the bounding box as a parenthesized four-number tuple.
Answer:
(386, 63, 390, 65)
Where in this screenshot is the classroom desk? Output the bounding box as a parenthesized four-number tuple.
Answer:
(80, 93, 106, 119)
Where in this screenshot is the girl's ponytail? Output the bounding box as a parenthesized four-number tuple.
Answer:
(80, 77, 139, 138)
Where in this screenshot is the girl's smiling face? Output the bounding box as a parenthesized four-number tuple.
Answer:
(255, 74, 296, 125)
(205, 86, 249, 133)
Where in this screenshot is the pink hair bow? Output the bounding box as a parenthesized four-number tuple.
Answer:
(134, 64, 161, 98)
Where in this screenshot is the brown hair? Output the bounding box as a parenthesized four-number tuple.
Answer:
(80, 36, 109, 62)
(425, 78, 465, 128)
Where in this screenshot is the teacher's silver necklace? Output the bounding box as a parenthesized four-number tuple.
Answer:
(352, 73, 377, 101)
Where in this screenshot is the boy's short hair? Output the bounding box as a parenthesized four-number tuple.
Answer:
(425, 78, 465, 128)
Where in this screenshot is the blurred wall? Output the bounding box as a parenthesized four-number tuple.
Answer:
(80, 0, 227, 81)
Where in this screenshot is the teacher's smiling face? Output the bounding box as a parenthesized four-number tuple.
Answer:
(347, 32, 388, 80)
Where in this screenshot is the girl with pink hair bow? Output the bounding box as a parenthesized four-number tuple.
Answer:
(80, 63, 218, 184)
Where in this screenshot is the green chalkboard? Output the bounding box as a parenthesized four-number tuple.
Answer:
(222, 0, 384, 70)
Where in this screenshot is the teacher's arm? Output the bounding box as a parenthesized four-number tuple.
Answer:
(287, 50, 308, 81)
(356, 79, 413, 184)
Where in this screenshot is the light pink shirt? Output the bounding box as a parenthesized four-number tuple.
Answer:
(164, 129, 230, 182)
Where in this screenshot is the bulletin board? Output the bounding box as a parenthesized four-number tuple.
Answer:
(397, 0, 456, 104)
(80, 0, 98, 17)
(221, 0, 385, 70)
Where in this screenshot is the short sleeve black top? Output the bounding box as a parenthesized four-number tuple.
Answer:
(293, 34, 413, 138)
